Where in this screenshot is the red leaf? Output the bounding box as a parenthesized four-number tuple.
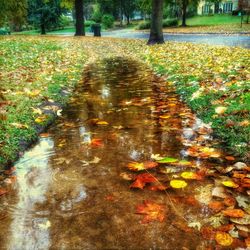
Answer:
(0, 188, 8, 196)
(130, 173, 157, 189)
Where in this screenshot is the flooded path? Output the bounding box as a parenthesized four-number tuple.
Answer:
(0, 58, 249, 249)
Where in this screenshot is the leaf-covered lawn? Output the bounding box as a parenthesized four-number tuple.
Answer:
(0, 36, 249, 168)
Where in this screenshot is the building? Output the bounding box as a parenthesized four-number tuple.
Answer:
(197, 0, 239, 15)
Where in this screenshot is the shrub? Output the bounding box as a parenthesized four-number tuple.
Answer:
(0, 28, 9, 35)
(101, 15, 114, 29)
(59, 16, 72, 28)
(85, 20, 96, 27)
(136, 20, 151, 30)
(162, 18, 178, 27)
(91, 5, 102, 23)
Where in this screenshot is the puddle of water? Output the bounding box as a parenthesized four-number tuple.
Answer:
(0, 57, 249, 249)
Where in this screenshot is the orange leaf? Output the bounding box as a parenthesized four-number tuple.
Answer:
(136, 200, 165, 224)
(130, 173, 157, 189)
(217, 224, 234, 232)
(143, 161, 159, 169)
(245, 237, 250, 248)
(208, 201, 224, 213)
(215, 231, 233, 246)
(201, 226, 215, 240)
(223, 209, 245, 218)
(127, 161, 158, 171)
(0, 188, 8, 196)
(225, 156, 235, 161)
(90, 138, 103, 147)
(148, 184, 168, 191)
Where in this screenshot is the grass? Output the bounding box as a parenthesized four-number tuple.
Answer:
(0, 37, 87, 167)
(0, 36, 249, 169)
(184, 14, 243, 26)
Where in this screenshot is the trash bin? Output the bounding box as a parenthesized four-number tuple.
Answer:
(91, 24, 101, 37)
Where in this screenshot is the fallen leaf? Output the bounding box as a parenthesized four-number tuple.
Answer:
(215, 106, 227, 114)
(127, 161, 158, 171)
(222, 180, 239, 189)
(181, 171, 201, 180)
(170, 180, 187, 189)
(135, 200, 165, 224)
(157, 157, 178, 164)
(223, 209, 245, 218)
(215, 231, 233, 246)
(90, 138, 103, 147)
(0, 188, 8, 196)
(130, 173, 157, 189)
(209, 201, 225, 213)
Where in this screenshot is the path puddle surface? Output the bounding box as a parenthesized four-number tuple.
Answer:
(0, 58, 249, 249)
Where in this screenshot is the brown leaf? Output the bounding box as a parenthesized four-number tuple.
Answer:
(135, 200, 165, 224)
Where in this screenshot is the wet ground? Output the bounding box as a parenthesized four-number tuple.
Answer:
(0, 58, 249, 249)
(102, 31, 250, 49)
(57, 30, 250, 48)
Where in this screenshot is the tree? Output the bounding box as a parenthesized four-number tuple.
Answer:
(28, 0, 62, 34)
(61, 0, 85, 36)
(74, 0, 85, 35)
(147, 0, 164, 44)
(0, 0, 27, 30)
(122, 0, 136, 25)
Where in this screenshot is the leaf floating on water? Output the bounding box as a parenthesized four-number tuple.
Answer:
(221, 180, 239, 189)
(127, 161, 158, 171)
(90, 139, 103, 147)
(130, 173, 157, 189)
(96, 121, 109, 126)
(170, 180, 187, 189)
(215, 231, 233, 246)
(127, 162, 145, 171)
(181, 171, 201, 180)
(223, 209, 245, 218)
(157, 157, 178, 164)
(135, 200, 165, 224)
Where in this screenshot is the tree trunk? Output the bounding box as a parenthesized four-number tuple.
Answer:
(147, 0, 164, 45)
(41, 23, 46, 35)
(74, 0, 85, 36)
(126, 15, 130, 25)
(120, 0, 123, 26)
(181, 0, 187, 27)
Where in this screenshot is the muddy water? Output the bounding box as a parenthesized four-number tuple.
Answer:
(0, 58, 248, 250)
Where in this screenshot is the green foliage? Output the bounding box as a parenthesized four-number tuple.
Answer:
(136, 20, 151, 30)
(59, 15, 72, 28)
(85, 20, 96, 27)
(91, 4, 102, 23)
(162, 18, 178, 27)
(27, 0, 63, 34)
(101, 14, 115, 29)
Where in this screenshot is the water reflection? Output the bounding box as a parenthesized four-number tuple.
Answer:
(8, 138, 54, 250)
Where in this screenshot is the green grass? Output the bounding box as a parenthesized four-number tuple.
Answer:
(0, 37, 87, 168)
(184, 14, 242, 26)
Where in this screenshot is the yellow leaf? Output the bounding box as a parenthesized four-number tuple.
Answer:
(215, 106, 227, 114)
(222, 180, 239, 188)
(170, 180, 187, 189)
(127, 162, 145, 171)
(215, 232, 233, 246)
(96, 121, 109, 126)
(181, 172, 198, 180)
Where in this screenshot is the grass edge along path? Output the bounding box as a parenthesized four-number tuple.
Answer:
(0, 37, 88, 169)
(139, 42, 250, 160)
